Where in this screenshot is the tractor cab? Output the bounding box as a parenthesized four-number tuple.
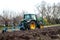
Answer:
(24, 14, 37, 21)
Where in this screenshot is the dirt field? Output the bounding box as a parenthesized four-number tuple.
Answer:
(0, 26, 60, 40)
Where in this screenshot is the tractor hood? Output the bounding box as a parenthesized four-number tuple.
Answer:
(24, 19, 32, 22)
(23, 19, 36, 23)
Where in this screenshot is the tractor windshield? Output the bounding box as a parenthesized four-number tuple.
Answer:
(24, 14, 31, 20)
(24, 14, 36, 20)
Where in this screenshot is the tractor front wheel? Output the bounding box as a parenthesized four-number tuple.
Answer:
(40, 24, 44, 29)
(29, 21, 36, 30)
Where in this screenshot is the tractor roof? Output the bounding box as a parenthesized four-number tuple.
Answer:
(24, 14, 35, 15)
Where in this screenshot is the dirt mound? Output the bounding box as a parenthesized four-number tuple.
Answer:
(0, 26, 60, 40)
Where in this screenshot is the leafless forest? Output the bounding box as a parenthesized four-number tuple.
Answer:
(0, 1, 60, 27)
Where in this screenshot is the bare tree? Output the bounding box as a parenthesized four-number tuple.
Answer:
(36, 1, 60, 24)
(2, 10, 9, 27)
(36, 1, 47, 25)
(46, 5, 51, 24)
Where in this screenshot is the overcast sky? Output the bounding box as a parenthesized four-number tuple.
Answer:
(0, 0, 60, 15)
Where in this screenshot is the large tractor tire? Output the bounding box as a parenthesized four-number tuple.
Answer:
(28, 21, 36, 30)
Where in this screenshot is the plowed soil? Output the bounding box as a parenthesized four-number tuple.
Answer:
(0, 26, 60, 40)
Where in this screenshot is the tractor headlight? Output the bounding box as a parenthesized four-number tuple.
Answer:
(27, 20, 30, 22)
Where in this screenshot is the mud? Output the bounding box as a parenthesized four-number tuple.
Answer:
(0, 26, 60, 40)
